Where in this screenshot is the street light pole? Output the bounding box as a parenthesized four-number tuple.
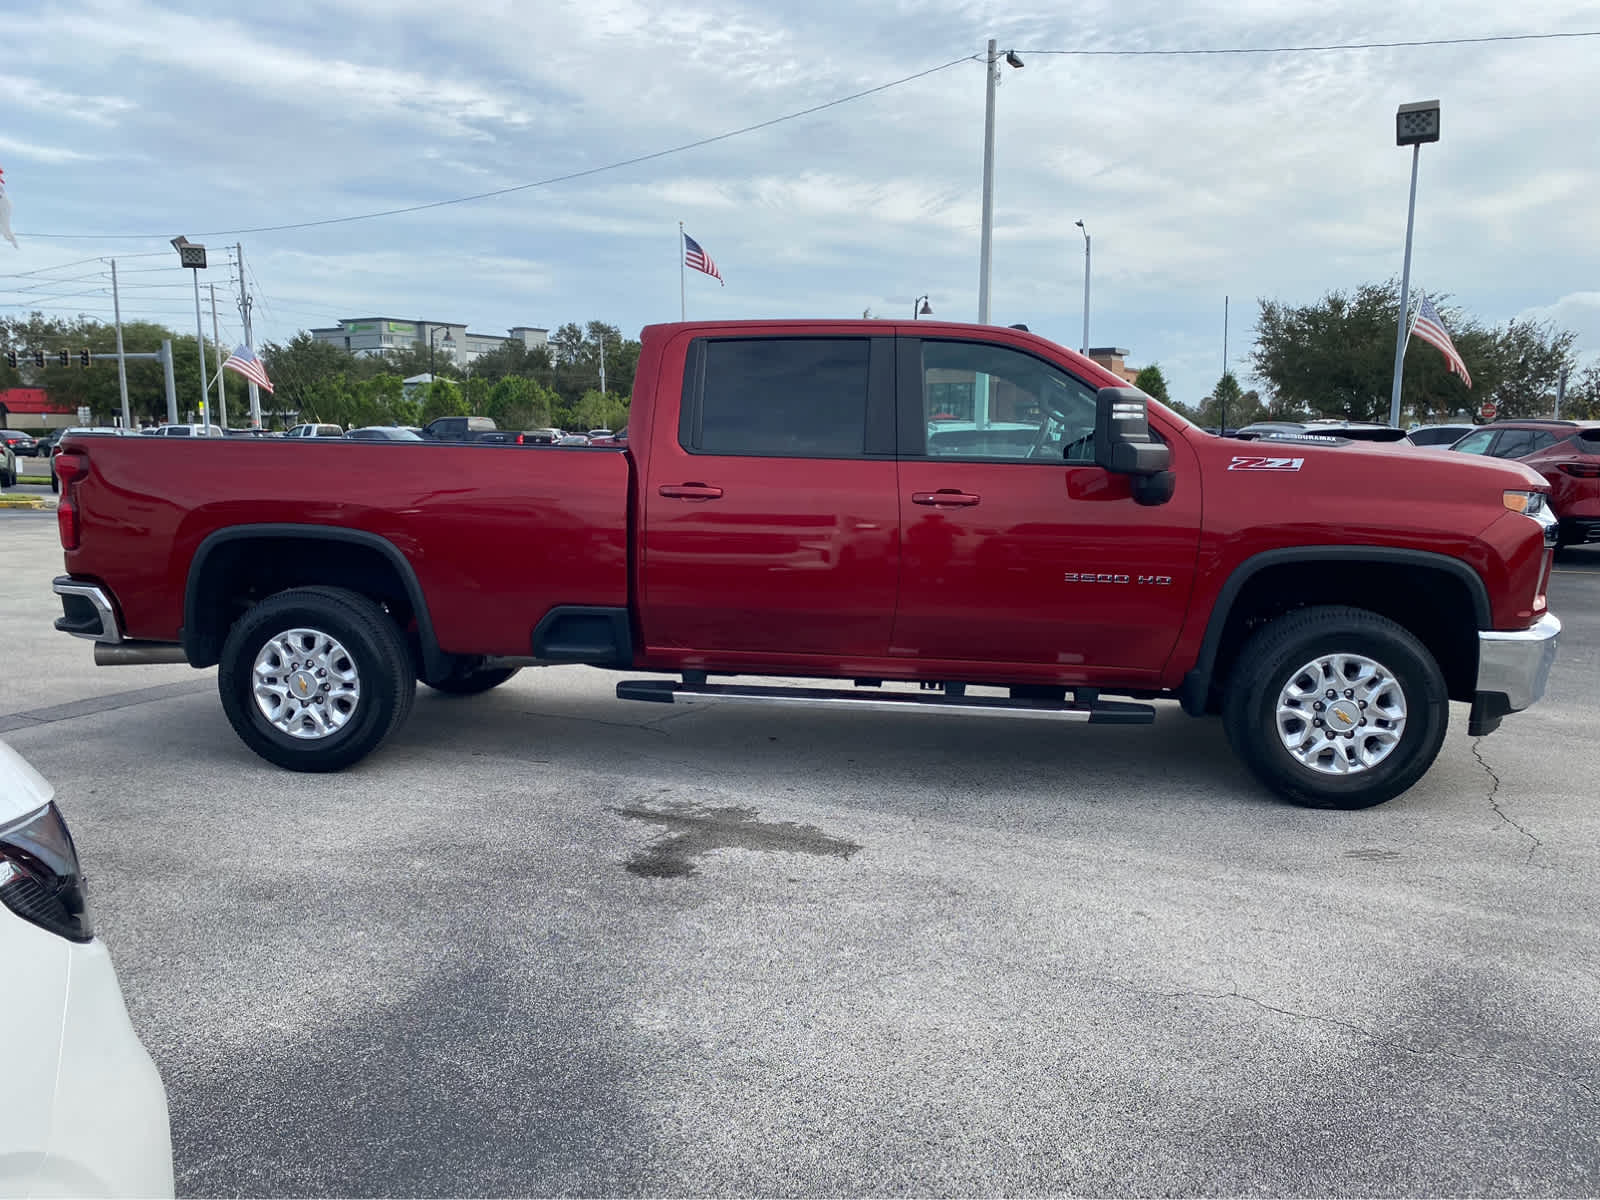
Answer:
(172, 237, 211, 427)
(977, 42, 1023, 325)
(914, 295, 931, 319)
(1388, 100, 1440, 428)
(1076, 219, 1091, 353)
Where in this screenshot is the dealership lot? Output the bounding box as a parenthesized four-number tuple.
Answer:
(3, 511, 1598, 1196)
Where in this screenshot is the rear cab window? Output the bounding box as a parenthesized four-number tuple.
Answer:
(679, 337, 893, 458)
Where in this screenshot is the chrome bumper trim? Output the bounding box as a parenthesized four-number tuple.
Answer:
(52, 578, 124, 644)
(1476, 612, 1560, 713)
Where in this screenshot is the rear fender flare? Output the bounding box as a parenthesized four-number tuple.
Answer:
(183, 524, 445, 680)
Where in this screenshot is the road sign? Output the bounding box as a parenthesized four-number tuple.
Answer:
(1479, 402, 1498, 422)
(76, 406, 91, 424)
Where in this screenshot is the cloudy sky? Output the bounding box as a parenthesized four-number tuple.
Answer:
(3, 0, 1598, 405)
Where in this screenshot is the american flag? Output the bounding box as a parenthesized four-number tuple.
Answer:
(1410, 295, 1472, 388)
(221, 344, 275, 393)
(683, 233, 723, 284)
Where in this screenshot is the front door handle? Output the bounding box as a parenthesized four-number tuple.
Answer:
(912, 489, 981, 507)
(659, 483, 725, 501)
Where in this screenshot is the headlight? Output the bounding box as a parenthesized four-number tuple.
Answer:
(0, 802, 93, 942)
(1503, 490, 1548, 516)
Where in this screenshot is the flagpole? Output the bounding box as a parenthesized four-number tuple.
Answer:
(210, 284, 227, 432)
(679, 221, 686, 322)
(110, 258, 131, 430)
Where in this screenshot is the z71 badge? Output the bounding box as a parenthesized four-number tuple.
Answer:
(1228, 455, 1305, 472)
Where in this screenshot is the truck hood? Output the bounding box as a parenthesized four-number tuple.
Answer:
(1200, 430, 1547, 492)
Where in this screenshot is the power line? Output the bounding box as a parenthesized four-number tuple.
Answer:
(9, 28, 1595, 247)
(21, 54, 983, 241)
(1019, 29, 1600, 56)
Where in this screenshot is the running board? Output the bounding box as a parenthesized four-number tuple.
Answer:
(614, 679, 1155, 724)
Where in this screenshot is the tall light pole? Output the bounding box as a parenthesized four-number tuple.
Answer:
(914, 295, 932, 319)
(1075, 219, 1091, 353)
(429, 326, 455, 375)
(977, 41, 1023, 325)
(171, 236, 209, 425)
(1388, 99, 1440, 428)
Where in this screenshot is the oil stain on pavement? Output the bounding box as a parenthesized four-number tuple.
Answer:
(616, 804, 861, 878)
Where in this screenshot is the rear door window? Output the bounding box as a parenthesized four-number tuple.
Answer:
(685, 338, 873, 458)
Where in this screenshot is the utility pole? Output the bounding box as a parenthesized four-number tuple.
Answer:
(1555, 364, 1569, 419)
(977, 39, 998, 325)
(160, 339, 178, 425)
(597, 329, 606, 397)
(110, 259, 131, 430)
(210, 284, 227, 431)
(236, 242, 261, 428)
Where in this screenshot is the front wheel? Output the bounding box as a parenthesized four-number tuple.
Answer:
(1222, 605, 1448, 809)
(218, 587, 417, 772)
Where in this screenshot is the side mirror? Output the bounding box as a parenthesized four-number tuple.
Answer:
(1092, 388, 1170, 475)
(1091, 387, 1175, 506)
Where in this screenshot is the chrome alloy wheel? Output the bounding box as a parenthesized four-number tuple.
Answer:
(252, 627, 362, 739)
(1275, 652, 1407, 776)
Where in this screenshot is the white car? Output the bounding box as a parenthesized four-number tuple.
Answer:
(0, 741, 173, 1198)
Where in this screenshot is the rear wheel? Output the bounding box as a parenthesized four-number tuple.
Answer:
(423, 659, 521, 695)
(218, 587, 416, 772)
(1222, 605, 1448, 809)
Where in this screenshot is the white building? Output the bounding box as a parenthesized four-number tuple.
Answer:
(309, 318, 549, 365)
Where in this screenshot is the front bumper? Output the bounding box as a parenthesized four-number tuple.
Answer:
(1469, 611, 1561, 736)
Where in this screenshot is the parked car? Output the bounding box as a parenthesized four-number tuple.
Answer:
(1406, 423, 1478, 448)
(0, 739, 175, 1197)
(556, 433, 591, 445)
(148, 424, 223, 438)
(35, 429, 69, 457)
(0, 430, 40, 457)
(421, 415, 497, 442)
(1448, 419, 1600, 545)
(587, 429, 628, 447)
(346, 426, 425, 441)
(0, 440, 14, 488)
(282, 423, 344, 438)
(224, 427, 283, 439)
(48, 319, 1563, 810)
(586, 428, 614, 440)
(1233, 420, 1409, 444)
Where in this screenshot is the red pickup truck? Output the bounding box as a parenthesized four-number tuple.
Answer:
(50, 319, 1561, 809)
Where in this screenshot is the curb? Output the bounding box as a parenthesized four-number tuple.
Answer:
(0, 495, 50, 510)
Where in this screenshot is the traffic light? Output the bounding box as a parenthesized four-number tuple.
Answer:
(32, 350, 44, 368)
(58, 349, 69, 367)
(80, 348, 90, 367)
(4, 350, 15, 369)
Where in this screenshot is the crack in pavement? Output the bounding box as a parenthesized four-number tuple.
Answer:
(1162, 981, 1597, 1098)
(1472, 737, 1541, 865)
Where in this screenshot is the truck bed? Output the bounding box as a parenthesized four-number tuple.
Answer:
(60, 437, 632, 656)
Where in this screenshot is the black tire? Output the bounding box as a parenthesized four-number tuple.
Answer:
(1222, 605, 1448, 810)
(1, 467, 13, 488)
(423, 660, 521, 695)
(217, 587, 417, 772)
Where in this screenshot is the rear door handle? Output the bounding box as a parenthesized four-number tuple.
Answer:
(658, 483, 725, 501)
(912, 490, 981, 507)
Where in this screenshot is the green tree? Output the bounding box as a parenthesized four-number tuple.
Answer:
(486, 375, 556, 430)
(572, 389, 630, 433)
(421, 377, 468, 424)
(1132, 363, 1170, 406)
(1190, 372, 1270, 430)
(1252, 280, 1577, 425)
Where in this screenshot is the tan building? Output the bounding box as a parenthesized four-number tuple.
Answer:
(1086, 347, 1140, 384)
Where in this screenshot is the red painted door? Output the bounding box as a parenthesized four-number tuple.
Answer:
(640, 333, 901, 659)
(891, 336, 1202, 677)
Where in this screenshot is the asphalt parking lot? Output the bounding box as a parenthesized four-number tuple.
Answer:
(3, 510, 1599, 1197)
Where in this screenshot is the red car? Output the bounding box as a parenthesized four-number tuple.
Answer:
(1450, 420, 1600, 546)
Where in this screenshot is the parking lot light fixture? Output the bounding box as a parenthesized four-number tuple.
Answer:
(1388, 100, 1441, 428)
(171, 237, 210, 422)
